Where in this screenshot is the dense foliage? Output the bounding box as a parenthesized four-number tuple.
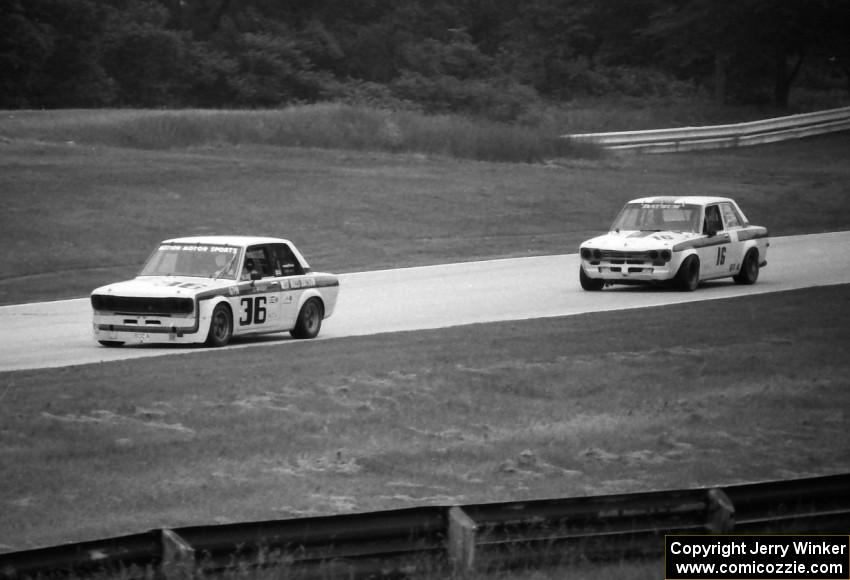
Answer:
(2, 0, 848, 117)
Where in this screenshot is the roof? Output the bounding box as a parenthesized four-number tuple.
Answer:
(627, 196, 736, 206)
(160, 235, 292, 247)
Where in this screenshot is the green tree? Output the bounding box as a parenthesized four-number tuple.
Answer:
(0, 0, 52, 107)
(645, 0, 850, 106)
(7, 0, 116, 107)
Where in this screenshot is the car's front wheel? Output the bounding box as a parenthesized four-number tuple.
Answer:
(206, 303, 233, 347)
(579, 267, 605, 291)
(675, 255, 700, 291)
(291, 298, 323, 339)
(733, 248, 759, 285)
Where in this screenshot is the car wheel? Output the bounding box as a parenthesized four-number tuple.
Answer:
(291, 298, 323, 339)
(205, 303, 233, 347)
(733, 249, 759, 285)
(675, 255, 700, 291)
(579, 266, 604, 291)
(98, 340, 124, 347)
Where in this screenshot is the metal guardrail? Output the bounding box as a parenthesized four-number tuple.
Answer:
(1, 473, 848, 579)
(566, 106, 850, 153)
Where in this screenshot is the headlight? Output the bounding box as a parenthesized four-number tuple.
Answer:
(580, 248, 593, 260)
(651, 249, 673, 265)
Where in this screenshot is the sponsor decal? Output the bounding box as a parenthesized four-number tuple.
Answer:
(640, 202, 685, 209)
(160, 244, 238, 254)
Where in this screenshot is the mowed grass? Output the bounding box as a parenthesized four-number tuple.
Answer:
(1, 286, 849, 553)
(0, 107, 849, 570)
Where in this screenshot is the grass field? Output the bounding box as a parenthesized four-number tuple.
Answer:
(0, 107, 849, 578)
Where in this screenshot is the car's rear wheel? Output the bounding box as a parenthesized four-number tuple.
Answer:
(675, 255, 700, 291)
(733, 248, 759, 285)
(206, 303, 233, 347)
(291, 298, 323, 339)
(579, 267, 605, 291)
(98, 340, 124, 347)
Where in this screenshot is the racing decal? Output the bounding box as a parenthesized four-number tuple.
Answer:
(160, 281, 206, 289)
(194, 276, 339, 302)
(737, 227, 769, 242)
(672, 234, 731, 252)
(640, 199, 683, 208)
(239, 296, 267, 326)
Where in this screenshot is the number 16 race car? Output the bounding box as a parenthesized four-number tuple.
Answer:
(91, 236, 340, 347)
(579, 196, 768, 291)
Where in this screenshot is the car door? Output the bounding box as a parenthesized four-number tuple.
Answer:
(696, 204, 733, 279)
(716, 201, 746, 275)
(268, 242, 307, 329)
(234, 244, 285, 334)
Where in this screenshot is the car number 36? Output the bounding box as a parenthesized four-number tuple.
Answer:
(240, 296, 267, 326)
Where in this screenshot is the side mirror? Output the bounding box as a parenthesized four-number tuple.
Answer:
(250, 270, 262, 281)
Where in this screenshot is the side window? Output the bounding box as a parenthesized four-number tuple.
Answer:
(719, 202, 743, 229)
(241, 246, 272, 280)
(269, 244, 305, 277)
(704, 205, 723, 234)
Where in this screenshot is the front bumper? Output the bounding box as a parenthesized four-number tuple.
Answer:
(581, 261, 677, 283)
(92, 312, 205, 345)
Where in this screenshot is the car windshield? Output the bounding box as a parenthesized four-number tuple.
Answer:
(611, 202, 701, 233)
(138, 243, 241, 279)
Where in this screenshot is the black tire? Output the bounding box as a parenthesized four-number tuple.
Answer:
(206, 303, 233, 347)
(733, 248, 759, 285)
(98, 340, 124, 347)
(579, 267, 605, 291)
(291, 298, 323, 339)
(675, 255, 700, 291)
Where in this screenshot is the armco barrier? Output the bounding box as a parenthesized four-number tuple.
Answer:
(566, 106, 850, 153)
(1, 473, 848, 579)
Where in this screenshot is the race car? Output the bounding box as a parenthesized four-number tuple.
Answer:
(579, 196, 768, 291)
(91, 236, 340, 347)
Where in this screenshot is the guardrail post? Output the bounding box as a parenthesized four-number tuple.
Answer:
(160, 529, 195, 580)
(706, 488, 736, 532)
(447, 506, 478, 574)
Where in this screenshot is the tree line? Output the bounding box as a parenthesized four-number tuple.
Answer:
(2, 0, 848, 118)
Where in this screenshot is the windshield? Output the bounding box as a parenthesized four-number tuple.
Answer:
(611, 202, 701, 233)
(138, 243, 241, 279)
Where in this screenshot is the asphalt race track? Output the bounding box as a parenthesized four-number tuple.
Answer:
(1, 232, 848, 372)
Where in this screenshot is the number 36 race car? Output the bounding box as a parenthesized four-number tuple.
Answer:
(91, 236, 339, 347)
(579, 197, 768, 291)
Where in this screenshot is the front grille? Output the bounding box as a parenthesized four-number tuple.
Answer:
(91, 295, 194, 315)
(598, 250, 652, 261)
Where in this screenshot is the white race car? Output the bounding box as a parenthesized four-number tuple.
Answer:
(579, 197, 768, 291)
(91, 236, 340, 347)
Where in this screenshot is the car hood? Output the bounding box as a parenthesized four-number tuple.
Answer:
(91, 276, 234, 298)
(581, 230, 701, 250)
